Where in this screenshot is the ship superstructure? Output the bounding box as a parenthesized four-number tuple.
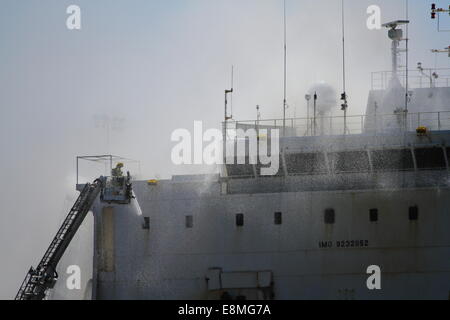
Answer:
(15, 9, 450, 300)
(87, 22, 450, 300)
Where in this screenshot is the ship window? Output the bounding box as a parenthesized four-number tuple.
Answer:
(185, 215, 194, 228)
(409, 206, 418, 221)
(414, 147, 446, 169)
(328, 151, 370, 173)
(236, 213, 244, 227)
(274, 212, 282, 225)
(226, 156, 254, 178)
(324, 209, 335, 224)
(256, 155, 284, 177)
(369, 209, 378, 222)
(285, 153, 327, 175)
(371, 149, 414, 171)
(226, 164, 254, 177)
(142, 217, 150, 230)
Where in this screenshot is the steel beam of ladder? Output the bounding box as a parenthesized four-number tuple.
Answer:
(15, 177, 105, 300)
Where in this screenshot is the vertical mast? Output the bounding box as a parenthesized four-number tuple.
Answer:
(405, 0, 409, 114)
(223, 68, 233, 164)
(340, 0, 349, 135)
(230, 65, 234, 118)
(282, 0, 287, 137)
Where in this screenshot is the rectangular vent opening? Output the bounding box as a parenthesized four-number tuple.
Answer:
(369, 209, 378, 222)
(236, 213, 244, 227)
(142, 217, 150, 230)
(185, 215, 194, 228)
(409, 206, 419, 221)
(324, 209, 335, 224)
(274, 212, 282, 225)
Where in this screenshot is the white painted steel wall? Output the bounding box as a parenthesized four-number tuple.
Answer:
(92, 181, 450, 300)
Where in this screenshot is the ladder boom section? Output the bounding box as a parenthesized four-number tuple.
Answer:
(15, 177, 105, 300)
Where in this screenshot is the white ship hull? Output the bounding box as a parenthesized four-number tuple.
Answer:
(90, 175, 450, 300)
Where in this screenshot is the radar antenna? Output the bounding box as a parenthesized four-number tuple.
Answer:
(382, 19, 410, 129)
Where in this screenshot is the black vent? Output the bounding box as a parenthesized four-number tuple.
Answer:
(409, 206, 418, 221)
(185, 215, 193, 228)
(236, 213, 244, 227)
(274, 212, 282, 225)
(324, 209, 335, 224)
(142, 217, 150, 230)
(369, 209, 378, 222)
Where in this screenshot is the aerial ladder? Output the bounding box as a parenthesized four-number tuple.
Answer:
(15, 177, 106, 300)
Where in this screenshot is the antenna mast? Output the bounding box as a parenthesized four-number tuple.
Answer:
(282, 0, 287, 137)
(405, 0, 409, 114)
(223, 68, 234, 163)
(230, 65, 234, 119)
(340, 0, 349, 135)
(224, 66, 234, 122)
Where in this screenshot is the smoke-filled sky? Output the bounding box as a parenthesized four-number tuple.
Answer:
(0, 0, 448, 299)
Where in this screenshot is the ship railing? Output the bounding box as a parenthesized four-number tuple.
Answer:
(224, 110, 450, 138)
(371, 68, 450, 90)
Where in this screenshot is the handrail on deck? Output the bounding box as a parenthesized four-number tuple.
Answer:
(371, 68, 450, 90)
(224, 110, 450, 138)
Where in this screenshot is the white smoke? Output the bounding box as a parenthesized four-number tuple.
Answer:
(308, 82, 338, 116)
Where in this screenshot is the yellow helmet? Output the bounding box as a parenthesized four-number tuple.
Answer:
(116, 162, 124, 168)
